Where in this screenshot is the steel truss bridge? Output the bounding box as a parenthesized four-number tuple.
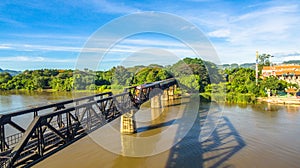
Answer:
(0, 78, 177, 168)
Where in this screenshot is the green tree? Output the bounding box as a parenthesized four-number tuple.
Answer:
(178, 75, 200, 92)
(258, 53, 273, 71)
(260, 76, 289, 95)
(0, 72, 12, 84)
(112, 66, 131, 85)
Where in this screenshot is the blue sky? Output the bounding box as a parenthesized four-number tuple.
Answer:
(0, 0, 300, 70)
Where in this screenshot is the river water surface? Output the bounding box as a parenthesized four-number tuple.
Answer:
(0, 91, 92, 113)
(1, 92, 300, 167)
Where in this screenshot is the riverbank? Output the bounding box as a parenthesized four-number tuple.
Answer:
(257, 96, 300, 105)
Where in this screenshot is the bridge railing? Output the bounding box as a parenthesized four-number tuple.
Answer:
(124, 78, 177, 106)
(0, 92, 112, 153)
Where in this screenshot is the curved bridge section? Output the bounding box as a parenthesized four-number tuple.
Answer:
(0, 78, 177, 168)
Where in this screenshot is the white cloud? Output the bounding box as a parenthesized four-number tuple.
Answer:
(208, 29, 230, 38)
(0, 44, 11, 49)
(178, 2, 300, 64)
(2, 1, 300, 66)
(102, 48, 183, 68)
(221, 4, 299, 44)
(90, 0, 140, 14)
(230, 5, 298, 22)
(1, 37, 199, 55)
(9, 33, 86, 41)
(180, 25, 197, 30)
(1, 43, 83, 52)
(0, 56, 75, 63)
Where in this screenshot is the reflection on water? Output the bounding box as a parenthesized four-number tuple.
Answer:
(284, 105, 300, 113)
(166, 102, 246, 168)
(223, 103, 300, 167)
(251, 103, 282, 112)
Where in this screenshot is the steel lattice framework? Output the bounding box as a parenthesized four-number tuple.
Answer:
(0, 78, 177, 167)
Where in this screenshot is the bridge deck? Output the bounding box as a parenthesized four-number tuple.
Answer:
(35, 97, 191, 168)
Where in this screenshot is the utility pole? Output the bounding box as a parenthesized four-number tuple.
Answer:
(256, 51, 259, 85)
(269, 55, 274, 76)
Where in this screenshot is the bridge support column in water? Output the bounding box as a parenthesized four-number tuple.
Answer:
(120, 110, 137, 134)
(150, 91, 162, 121)
(168, 85, 176, 100)
(161, 89, 169, 101)
(151, 92, 162, 108)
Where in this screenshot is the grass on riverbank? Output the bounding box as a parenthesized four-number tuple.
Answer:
(200, 92, 257, 104)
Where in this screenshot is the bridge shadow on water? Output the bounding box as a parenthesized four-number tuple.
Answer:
(111, 101, 246, 168)
(166, 102, 246, 168)
(136, 119, 176, 133)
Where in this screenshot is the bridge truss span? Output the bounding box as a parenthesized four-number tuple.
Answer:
(0, 78, 178, 167)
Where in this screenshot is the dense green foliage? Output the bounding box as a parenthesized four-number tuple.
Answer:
(0, 56, 293, 104)
(168, 57, 223, 92)
(0, 72, 12, 85)
(0, 69, 73, 91)
(203, 67, 292, 103)
(132, 67, 172, 85)
(0, 66, 173, 92)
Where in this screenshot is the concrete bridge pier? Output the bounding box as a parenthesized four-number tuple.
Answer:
(161, 89, 169, 101)
(160, 89, 170, 112)
(168, 85, 176, 100)
(120, 110, 137, 134)
(151, 93, 162, 108)
(151, 93, 162, 120)
(120, 85, 177, 134)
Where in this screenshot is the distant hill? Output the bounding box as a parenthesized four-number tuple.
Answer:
(218, 63, 255, 70)
(0, 68, 21, 76)
(219, 60, 300, 70)
(240, 63, 255, 69)
(282, 60, 300, 65)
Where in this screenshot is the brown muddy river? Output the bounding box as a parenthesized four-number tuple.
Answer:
(1, 92, 300, 167)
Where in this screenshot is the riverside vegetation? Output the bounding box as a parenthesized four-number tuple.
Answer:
(0, 57, 296, 104)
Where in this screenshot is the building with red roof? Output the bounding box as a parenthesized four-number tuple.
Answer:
(262, 64, 300, 86)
